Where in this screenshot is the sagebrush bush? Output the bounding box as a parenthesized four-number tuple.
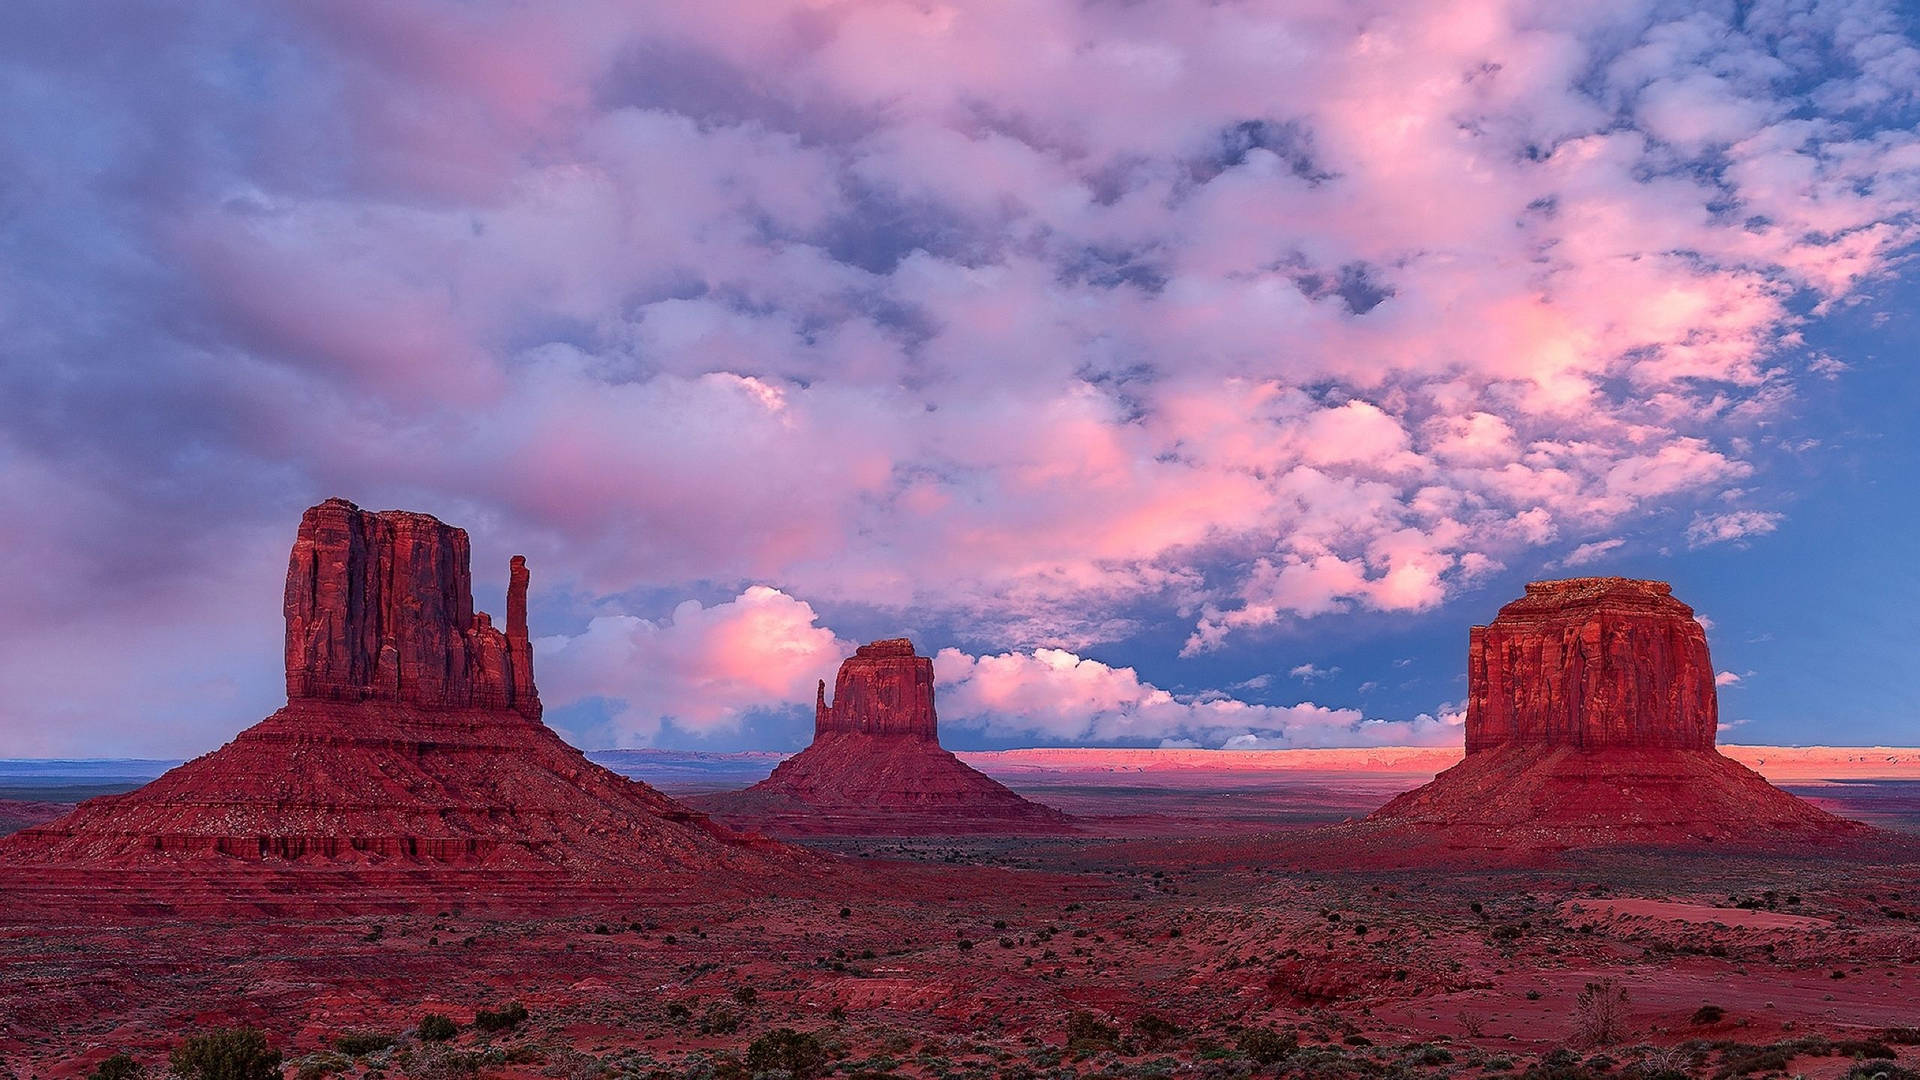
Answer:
(1064, 1012, 1120, 1055)
(85, 1053, 143, 1080)
(1237, 1027, 1298, 1065)
(168, 1028, 282, 1080)
(1572, 979, 1631, 1047)
(745, 1028, 828, 1079)
(472, 1002, 528, 1032)
(332, 1032, 394, 1056)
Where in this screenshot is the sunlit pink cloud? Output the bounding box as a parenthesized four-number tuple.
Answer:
(1, 0, 1916, 754)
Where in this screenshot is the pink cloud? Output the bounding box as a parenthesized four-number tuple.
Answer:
(931, 646, 1447, 748)
(2, 0, 1915, 754)
(537, 587, 851, 744)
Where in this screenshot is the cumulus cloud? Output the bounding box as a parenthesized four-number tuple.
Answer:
(932, 648, 1456, 748)
(1558, 538, 1627, 568)
(1716, 670, 1745, 687)
(0, 0, 1915, 752)
(530, 593, 1457, 749)
(1289, 663, 1340, 682)
(537, 587, 851, 744)
(1686, 510, 1786, 548)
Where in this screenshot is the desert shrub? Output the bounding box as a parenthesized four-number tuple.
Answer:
(700, 1004, 742, 1035)
(1134, 1014, 1181, 1051)
(1064, 1012, 1120, 1056)
(732, 986, 758, 1007)
(1832, 1040, 1897, 1060)
(1572, 980, 1631, 1047)
(1236, 1027, 1299, 1065)
(1522, 1048, 1598, 1080)
(86, 1053, 143, 1080)
(416, 1013, 459, 1042)
(169, 1028, 282, 1080)
(1691, 1006, 1725, 1025)
(1632, 1046, 1694, 1080)
(401, 1043, 483, 1080)
(745, 1028, 828, 1079)
(334, 1031, 395, 1056)
(1718, 1043, 1793, 1077)
(1404, 1044, 1454, 1066)
(1843, 1066, 1920, 1080)
(291, 1052, 350, 1080)
(1884, 1028, 1920, 1046)
(472, 1002, 528, 1032)
(1280, 1045, 1375, 1080)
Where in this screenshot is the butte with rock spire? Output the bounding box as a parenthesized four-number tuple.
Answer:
(0, 498, 808, 915)
(692, 638, 1070, 833)
(1348, 577, 1869, 855)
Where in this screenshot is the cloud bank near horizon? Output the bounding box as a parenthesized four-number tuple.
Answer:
(2, 0, 1917, 754)
(535, 587, 1446, 750)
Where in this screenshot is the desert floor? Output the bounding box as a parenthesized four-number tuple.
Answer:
(2, 757, 1917, 1080)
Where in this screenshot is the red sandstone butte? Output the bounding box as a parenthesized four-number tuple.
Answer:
(1355, 577, 1867, 854)
(0, 498, 807, 913)
(1466, 578, 1715, 752)
(693, 639, 1069, 833)
(284, 498, 537, 716)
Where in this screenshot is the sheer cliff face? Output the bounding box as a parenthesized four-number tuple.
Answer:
(1357, 577, 1866, 853)
(813, 638, 938, 741)
(1465, 577, 1716, 754)
(282, 498, 539, 718)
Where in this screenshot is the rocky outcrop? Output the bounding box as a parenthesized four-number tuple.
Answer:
(283, 498, 538, 717)
(694, 638, 1069, 834)
(0, 498, 807, 904)
(1353, 577, 1868, 856)
(813, 638, 938, 740)
(1466, 578, 1714, 752)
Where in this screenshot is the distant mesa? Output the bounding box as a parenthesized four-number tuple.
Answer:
(0, 497, 806, 913)
(1355, 576, 1869, 853)
(691, 638, 1071, 833)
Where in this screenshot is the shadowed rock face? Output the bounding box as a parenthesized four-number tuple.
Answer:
(814, 638, 938, 740)
(1466, 577, 1715, 753)
(284, 498, 538, 717)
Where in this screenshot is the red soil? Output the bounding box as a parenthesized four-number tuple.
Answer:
(1351, 744, 1869, 854)
(0, 798, 70, 836)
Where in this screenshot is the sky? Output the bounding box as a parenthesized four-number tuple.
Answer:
(2, 0, 1918, 758)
